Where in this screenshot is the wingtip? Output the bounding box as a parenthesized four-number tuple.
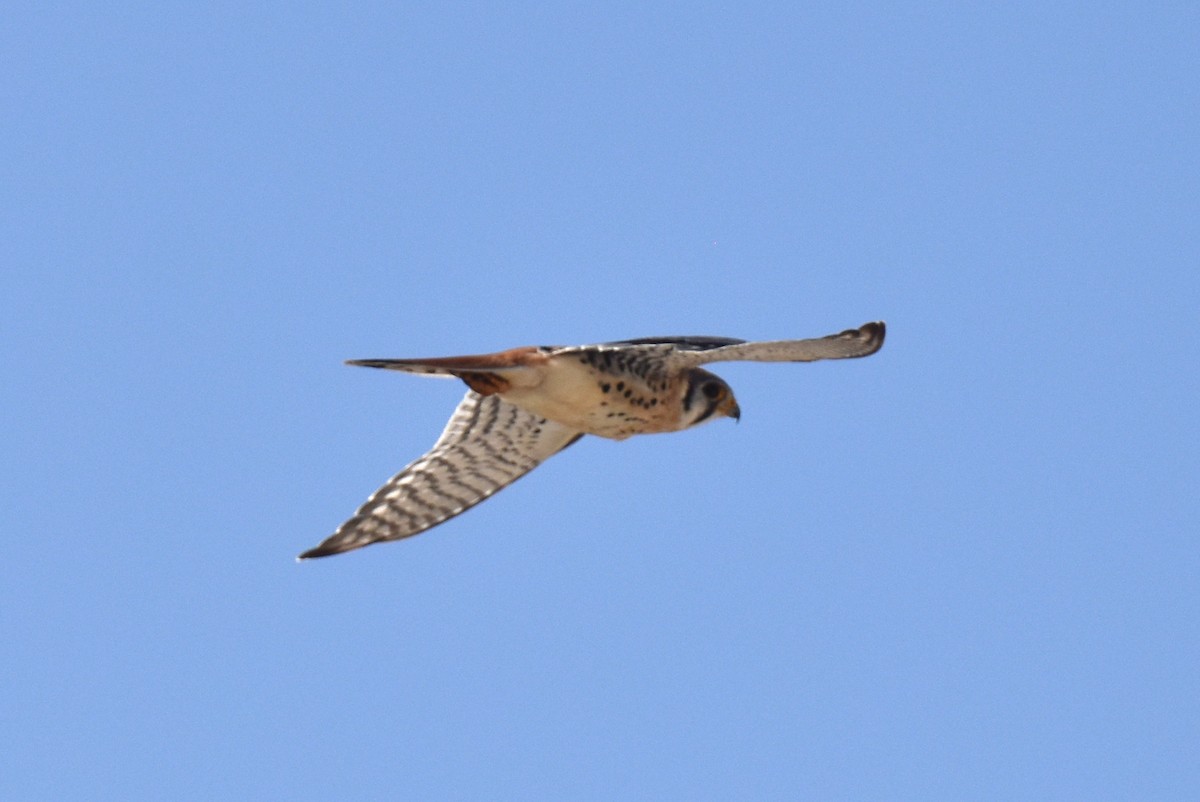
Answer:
(859, 320, 886, 353)
(296, 545, 337, 560)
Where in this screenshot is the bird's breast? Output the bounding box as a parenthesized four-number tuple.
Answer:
(499, 356, 683, 440)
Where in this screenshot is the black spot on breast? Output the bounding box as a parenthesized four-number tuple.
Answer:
(601, 383, 611, 393)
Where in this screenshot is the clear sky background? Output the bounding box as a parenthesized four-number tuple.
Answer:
(4, 3, 1198, 799)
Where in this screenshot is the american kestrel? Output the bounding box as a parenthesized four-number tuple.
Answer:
(299, 321, 885, 559)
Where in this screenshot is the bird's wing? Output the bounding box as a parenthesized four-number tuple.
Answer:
(299, 390, 583, 558)
(597, 335, 746, 350)
(667, 321, 886, 368)
(540, 337, 744, 385)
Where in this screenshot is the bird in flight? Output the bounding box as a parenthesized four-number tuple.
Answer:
(299, 321, 885, 559)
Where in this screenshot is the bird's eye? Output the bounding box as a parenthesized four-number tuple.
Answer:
(702, 382, 722, 399)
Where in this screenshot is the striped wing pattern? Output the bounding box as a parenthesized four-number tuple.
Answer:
(299, 391, 582, 558)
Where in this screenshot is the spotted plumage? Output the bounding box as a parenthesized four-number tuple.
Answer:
(299, 321, 885, 559)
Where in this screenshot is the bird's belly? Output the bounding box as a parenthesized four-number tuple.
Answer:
(499, 362, 679, 440)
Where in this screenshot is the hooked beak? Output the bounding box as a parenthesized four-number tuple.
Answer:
(722, 398, 741, 423)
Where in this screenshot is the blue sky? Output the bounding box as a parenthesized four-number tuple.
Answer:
(4, 2, 1198, 798)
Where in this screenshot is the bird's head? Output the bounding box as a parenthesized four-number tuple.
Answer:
(681, 369, 740, 429)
